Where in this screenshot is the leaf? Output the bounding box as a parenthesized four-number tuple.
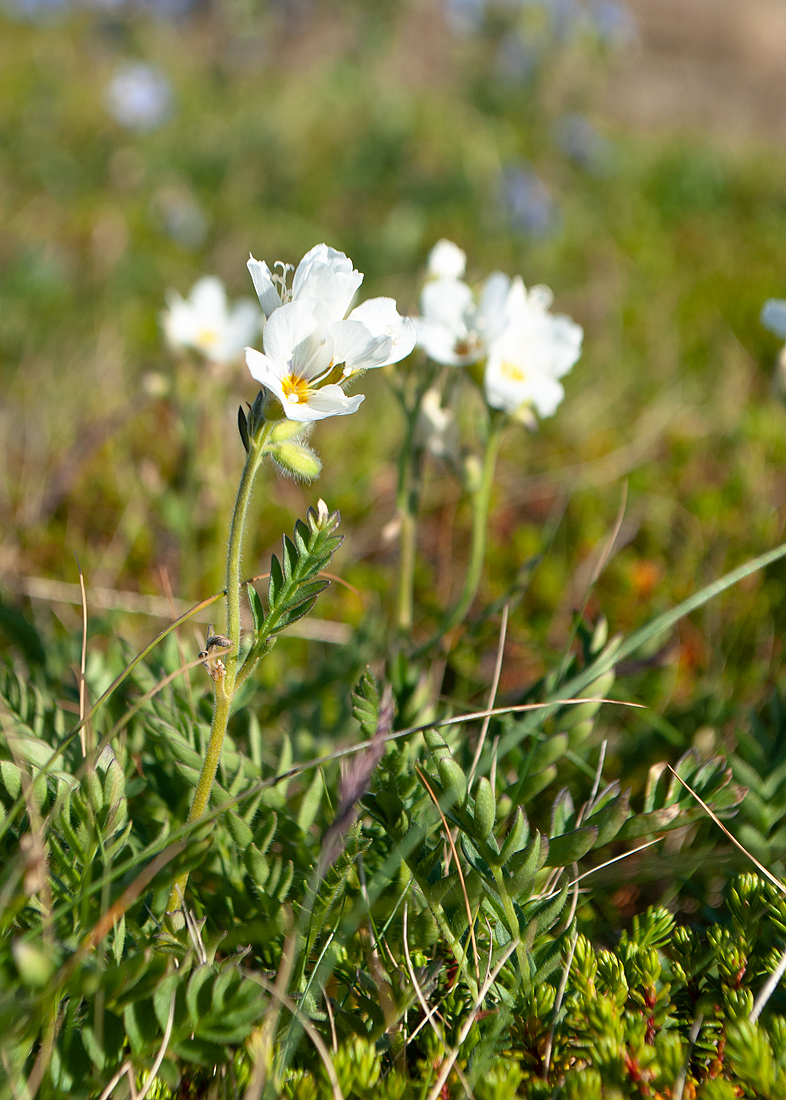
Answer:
(186, 966, 215, 1027)
(282, 535, 298, 581)
(247, 583, 265, 637)
(238, 405, 250, 453)
(585, 789, 631, 847)
(268, 555, 284, 606)
(550, 788, 576, 838)
(297, 768, 323, 834)
(352, 669, 380, 739)
(544, 825, 598, 867)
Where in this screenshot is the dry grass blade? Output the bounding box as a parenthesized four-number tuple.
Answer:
(425, 938, 520, 1100)
(402, 903, 474, 1099)
(467, 602, 508, 792)
(241, 970, 344, 1100)
(96, 1061, 135, 1100)
(751, 946, 786, 1022)
(135, 993, 176, 1100)
(416, 765, 480, 984)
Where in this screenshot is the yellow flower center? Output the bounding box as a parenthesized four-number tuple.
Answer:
(196, 327, 219, 348)
(501, 360, 526, 382)
(281, 374, 312, 404)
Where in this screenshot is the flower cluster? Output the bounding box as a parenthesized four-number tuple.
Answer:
(415, 239, 583, 422)
(244, 244, 416, 422)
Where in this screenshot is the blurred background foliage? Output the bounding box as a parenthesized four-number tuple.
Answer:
(4, 0, 786, 924)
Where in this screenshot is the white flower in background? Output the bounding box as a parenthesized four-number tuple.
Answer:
(483, 283, 583, 420)
(104, 62, 172, 132)
(415, 388, 459, 461)
(162, 276, 261, 364)
(416, 238, 582, 422)
(246, 244, 416, 376)
(244, 243, 416, 421)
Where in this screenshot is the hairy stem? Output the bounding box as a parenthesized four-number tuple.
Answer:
(167, 423, 272, 919)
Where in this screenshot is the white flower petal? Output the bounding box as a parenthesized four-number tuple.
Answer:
(189, 276, 227, 316)
(262, 299, 323, 372)
(292, 244, 363, 321)
(296, 243, 356, 277)
(330, 319, 392, 374)
(545, 315, 583, 377)
(247, 255, 283, 318)
(348, 297, 417, 366)
(245, 346, 286, 388)
(529, 284, 555, 311)
(420, 277, 475, 331)
(414, 318, 472, 367)
(284, 385, 365, 423)
(478, 272, 511, 344)
(484, 352, 565, 419)
(426, 239, 467, 280)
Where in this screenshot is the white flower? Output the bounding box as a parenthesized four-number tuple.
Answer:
(245, 300, 365, 423)
(483, 282, 583, 420)
(244, 243, 416, 421)
(162, 276, 261, 364)
(415, 388, 458, 461)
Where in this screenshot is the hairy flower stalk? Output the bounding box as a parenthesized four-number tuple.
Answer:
(167, 243, 414, 921)
(167, 419, 272, 921)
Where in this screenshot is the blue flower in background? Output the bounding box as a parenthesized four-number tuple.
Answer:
(3, 0, 70, 22)
(587, 0, 636, 46)
(500, 164, 556, 237)
(520, 0, 582, 40)
(495, 32, 540, 83)
(444, 0, 486, 34)
(761, 300, 786, 340)
(553, 113, 613, 175)
(104, 62, 173, 132)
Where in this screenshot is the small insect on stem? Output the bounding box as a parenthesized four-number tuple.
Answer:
(199, 623, 233, 682)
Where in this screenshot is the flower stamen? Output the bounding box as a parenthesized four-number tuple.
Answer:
(281, 374, 312, 405)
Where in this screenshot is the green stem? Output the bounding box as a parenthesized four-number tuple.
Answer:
(439, 413, 505, 637)
(167, 423, 272, 919)
(397, 508, 417, 633)
(491, 864, 531, 990)
(394, 389, 422, 634)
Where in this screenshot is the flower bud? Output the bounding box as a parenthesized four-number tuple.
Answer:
(13, 940, 54, 987)
(270, 442, 322, 482)
(473, 777, 496, 841)
(438, 758, 468, 808)
(268, 418, 309, 445)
